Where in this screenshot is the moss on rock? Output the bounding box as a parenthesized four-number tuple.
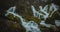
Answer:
(22, 15, 41, 24)
(7, 13, 15, 20)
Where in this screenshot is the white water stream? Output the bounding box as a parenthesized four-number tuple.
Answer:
(31, 3, 59, 28)
(5, 6, 41, 32)
(4, 3, 59, 32)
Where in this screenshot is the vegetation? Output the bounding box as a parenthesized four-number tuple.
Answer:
(7, 13, 15, 20)
(22, 15, 41, 24)
(14, 16, 21, 24)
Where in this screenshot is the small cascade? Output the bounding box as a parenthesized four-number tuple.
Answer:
(31, 6, 43, 19)
(22, 20, 41, 32)
(40, 20, 51, 28)
(5, 6, 41, 32)
(4, 3, 59, 32)
(55, 20, 60, 26)
(39, 5, 49, 20)
(7, 6, 16, 12)
(31, 3, 59, 20)
(49, 3, 59, 17)
(49, 3, 58, 11)
(31, 3, 59, 28)
(5, 6, 16, 16)
(31, 5, 49, 20)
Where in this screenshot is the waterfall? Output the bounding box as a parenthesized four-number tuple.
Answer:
(31, 5, 49, 20)
(5, 6, 41, 32)
(31, 6, 43, 19)
(4, 3, 59, 32)
(55, 20, 60, 26)
(39, 5, 49, 20)
(5, 6, 16, 16)
(31, 3, 59, 28)
(49, 3, 59, 17)
(49, 3, 58, 11)
(31, 3, 59, 20)
(40, 20, 51, 28)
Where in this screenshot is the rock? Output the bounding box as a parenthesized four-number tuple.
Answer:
(0, 16, 26, 32)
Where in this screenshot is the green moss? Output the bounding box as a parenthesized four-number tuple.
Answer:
(6, 14, 26, 32)
(23, 15, 41, 23)
(14, 16, 21, 24)
(49, 11, 57, 20)
(7, 13, 15, 20)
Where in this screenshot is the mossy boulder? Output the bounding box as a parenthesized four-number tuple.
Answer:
(22, 15, 41, 24)
(14, 16, 21, 24)
(7, 13, 15, 20)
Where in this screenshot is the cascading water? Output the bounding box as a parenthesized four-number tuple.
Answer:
(4, 3, 59, 32)
(55, 20, 60, 26)
(5, 6, 41, 32)
(31, 3, 59, 28)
